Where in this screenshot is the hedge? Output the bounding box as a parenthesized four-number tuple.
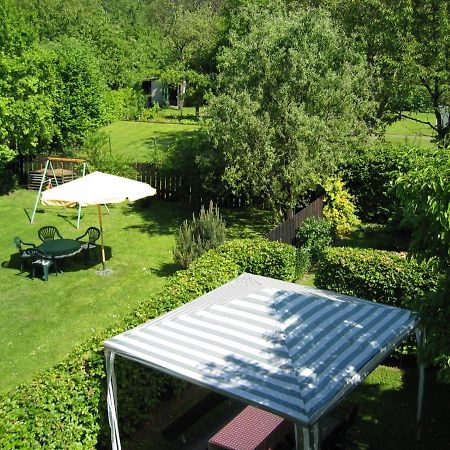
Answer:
(315, 247, 438, 309)
(0, 238, 296, 449)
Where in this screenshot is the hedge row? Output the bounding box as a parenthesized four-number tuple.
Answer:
(0, 238, 296, 449)
(315, 247, 438, 309)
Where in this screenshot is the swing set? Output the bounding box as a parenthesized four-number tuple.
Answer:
(30, 156, 87, 229)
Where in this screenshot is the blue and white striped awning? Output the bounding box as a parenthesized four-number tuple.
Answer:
(104, 273, 418, 449)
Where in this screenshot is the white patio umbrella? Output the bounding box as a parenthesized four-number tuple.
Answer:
(41, 171, 157, 274)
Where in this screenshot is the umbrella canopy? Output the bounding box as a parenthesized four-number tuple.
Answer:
(41, 171, 156, 273)
(41, 171, 156, 207)
(104, 273, 419, 449)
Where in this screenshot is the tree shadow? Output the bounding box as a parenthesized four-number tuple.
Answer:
(122, 200, 192, 237)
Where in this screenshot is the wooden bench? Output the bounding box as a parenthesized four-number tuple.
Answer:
(208, 405, 292, 450)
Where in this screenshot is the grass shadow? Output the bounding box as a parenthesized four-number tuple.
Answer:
(123, 200, 191, 237)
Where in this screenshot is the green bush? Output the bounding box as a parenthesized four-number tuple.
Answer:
(0, 168, 17, 195)
(0, 238, 296, 448)
(79, 131, 137, 179)
(216, 238, 298, 281)
(316, 247, 437, 310)
(340, 144, 437, 223)
(101, 88, 137, 123)
(173, 202, 226, 269)
(322, 177, 360, 238)
(138, 103, 161, 122)
(296, 247, 311, 278)
(295, 218, 333, 265)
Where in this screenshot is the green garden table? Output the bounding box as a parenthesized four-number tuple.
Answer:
(36, 239, 82, 259)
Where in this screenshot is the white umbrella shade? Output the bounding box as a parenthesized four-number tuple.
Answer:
(41, 171, 157, 273)
(41, 171, 156, 207)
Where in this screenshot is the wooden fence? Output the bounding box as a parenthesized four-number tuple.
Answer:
(12, 158, 249, 208)
(265, 197, 324, 245)
(13, 159, 322, 219)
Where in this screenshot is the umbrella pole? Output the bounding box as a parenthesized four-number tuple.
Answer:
(97, 204, 112, 275)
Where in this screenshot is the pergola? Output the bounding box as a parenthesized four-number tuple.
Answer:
(104, 273, 424, 449)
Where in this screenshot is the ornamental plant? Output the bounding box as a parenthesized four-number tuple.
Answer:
(322, 177, 360, 238)
(173, 202, 226, 268)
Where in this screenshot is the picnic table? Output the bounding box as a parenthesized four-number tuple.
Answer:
(208, 405, 291, 450)
(36, 239, 82, 259)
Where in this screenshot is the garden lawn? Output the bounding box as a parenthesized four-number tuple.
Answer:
(384, 112, 436, 148)
(0, 190, 272, 393)
(0, 189, 189, 392)
(101, 120, 199, 162)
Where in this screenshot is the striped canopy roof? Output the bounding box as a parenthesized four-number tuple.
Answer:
(105, 273, 418, 426)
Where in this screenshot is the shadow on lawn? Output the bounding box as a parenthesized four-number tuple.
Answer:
(2, 246, 113, 279)
(143, 128, 198, 151)
(342, 367, 450, 450)
(122, 199, 191, 237)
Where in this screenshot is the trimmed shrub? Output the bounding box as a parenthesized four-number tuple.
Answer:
(173, 202, 226, 269)
(0, 238, 295, 449)
(216, 238, 298, 281)
(315, 247, 438, 309)
(295, 218, 333, 266)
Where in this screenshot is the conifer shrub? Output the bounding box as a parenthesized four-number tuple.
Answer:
(173, 202, 226, 268)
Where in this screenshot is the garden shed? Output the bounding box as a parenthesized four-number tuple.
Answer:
(104, 273, 423, 450)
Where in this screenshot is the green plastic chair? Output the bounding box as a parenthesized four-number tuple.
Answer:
(38, 226, 63, 242)
(24, 248, 57, 281)
(76, 227, 101, 263)
(13, 236, 36, 272)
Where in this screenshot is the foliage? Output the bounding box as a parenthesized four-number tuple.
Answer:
(316, 246, 438, 309)
(19, 0, 163, 89)
(0, 237, 295, 448)
(79, 131, 137, 178)
(206, 6, 374, 217)
(322, 178, 361, 238)
(295, 247, 311, 278)
(138, 103, 161, 122)
(154, 1, 223, 109)
(340, 144, 411, 223)
(51, 37, 107, 153)
(216, 238, 298, 281)
(295, 218, 333, 265)
(0, 168, 17, 194)
(332, 0, 450, 142)
(173, 202, 226, 269)
(397, 151, 450, 381)
(0, 2, 58, 166)
(101, 88, 138, 123)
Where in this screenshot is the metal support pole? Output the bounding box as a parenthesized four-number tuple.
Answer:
(76, 162, 87, 229)
(415, 327, 425, 440)
(30, 160, 50, 223)
(105, 350, 121, 450)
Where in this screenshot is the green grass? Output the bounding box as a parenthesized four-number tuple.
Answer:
(101, 120, 199, 162)
(384, 112, 437, 148)
(0, 189, 271, 393)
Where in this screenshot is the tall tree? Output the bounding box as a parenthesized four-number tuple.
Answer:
(207, 6, 375, 218)
(152, 1, 224, 111)
(333, 0, 450, 143)
(0, 0, 57, 165)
